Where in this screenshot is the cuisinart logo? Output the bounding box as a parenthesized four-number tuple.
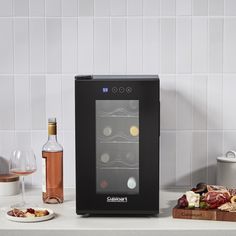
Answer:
(107, 196, 128, 203)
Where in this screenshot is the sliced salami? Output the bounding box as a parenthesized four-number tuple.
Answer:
(203, 191, 230, 209)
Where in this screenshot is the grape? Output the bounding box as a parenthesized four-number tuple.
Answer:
(177, 195, 188, 208)
(27, 208, 35, 214)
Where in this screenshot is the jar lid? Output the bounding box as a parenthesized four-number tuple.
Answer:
(0, 174, 19, 182)
(217, 150, 236, 163)
(217, 157, 236, 163)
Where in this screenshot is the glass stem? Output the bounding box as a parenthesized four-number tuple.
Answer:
(21, 176, 25, 204)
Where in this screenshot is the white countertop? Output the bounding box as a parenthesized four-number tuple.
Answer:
(1, 188, 236, 236)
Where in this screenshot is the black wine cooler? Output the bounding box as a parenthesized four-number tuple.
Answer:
(75, 75, 160, 215)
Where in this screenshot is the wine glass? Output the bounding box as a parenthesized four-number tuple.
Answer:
(9, 149, 37, 207)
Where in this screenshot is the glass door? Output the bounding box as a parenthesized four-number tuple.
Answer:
(96, 100, 139, 194)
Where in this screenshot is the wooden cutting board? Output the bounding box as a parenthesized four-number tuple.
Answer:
(172, 206, 236, 222)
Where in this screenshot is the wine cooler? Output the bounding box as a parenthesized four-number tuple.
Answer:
(75, 75, 160, 215)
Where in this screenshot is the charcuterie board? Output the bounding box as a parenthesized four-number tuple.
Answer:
(172, 206, 236, 222)
(172, 183, 236, 222)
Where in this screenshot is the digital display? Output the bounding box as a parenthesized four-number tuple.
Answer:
(102, 88, 109, 93)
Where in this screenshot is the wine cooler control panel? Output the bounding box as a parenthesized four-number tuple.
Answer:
(102, 86, 133, 94)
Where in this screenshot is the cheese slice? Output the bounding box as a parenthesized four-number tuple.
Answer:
(186, 191, 200, 208)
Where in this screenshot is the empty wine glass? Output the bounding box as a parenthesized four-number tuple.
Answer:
(9, 149, 37, 207)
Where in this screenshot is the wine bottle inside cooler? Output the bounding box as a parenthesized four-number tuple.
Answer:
(42, 118, 64, 204)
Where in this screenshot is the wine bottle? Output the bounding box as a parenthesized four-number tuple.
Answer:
(42, 118, 64, 204)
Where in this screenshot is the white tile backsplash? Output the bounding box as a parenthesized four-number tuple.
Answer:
(14, 19, 29, 74)
(192, 75, 207, 130)
(62, 19, 78, 74)
(110, 0, 126, 16)
(161, 19, 176, 73)
(161, 0, 176, 16)
(225, 0, 236, 16)
(160, 132, 176, 188)
(192, 132, 207, 186)
(31, 131, 46, 186)
(143, 0, 160, 16)
(29, 19, 45, 74)
(15, 131, 31, 149)
(209, 19, 223, 73)
(223, 75, 236, 130)
(0, 0, 236, 188)
(45, 75, 62, 129)
(79, 0, 94, 16)
(0, 0, 13, 16)
(209, 0, 224, 16)
(0, 19, 13, 73)
(143, 18, 160, 73)
(94, 0, 110, 16)
(127, 0, 142, 16)
(207, 131, 223, 184)
(13, 0, 29, 16)
(176, 131, 191, 186)
(110, 18, 127, 73)
(207, 75, 223, 130)
(46, 19, 62, 74)
(78, 17, 93, 73)
(192, 18, 208, 73)
(224, 19, 236, 72)
(94, 18, 110, 73)
(127, 18, 142, 74)
(176, 75, 193, 130)
(63, 131, 75, 187)
(176, 0, 191, 15)
(62, 76, 75, 130)
(30, 76, 46, 130)
(46, 0, 61, 17)
(176, 18, 191, 74)
(62, 0, 78, 17)
(29, 0, 45, 17)
(223, 132, 236, 153)
(14, 76, 30, 130)
(0, 131, 14, 160)
(0, 76, 15, 130)
(193, 0, 208, 16)
(160, 75, 176, 130)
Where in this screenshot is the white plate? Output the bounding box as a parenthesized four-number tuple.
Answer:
(5, 208, 55, 223)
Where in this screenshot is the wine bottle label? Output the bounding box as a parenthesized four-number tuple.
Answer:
(42, 158, 46, 193)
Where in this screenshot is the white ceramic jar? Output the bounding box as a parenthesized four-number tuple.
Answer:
(217, 151, 236, 188)
(0, 174, 20, 196)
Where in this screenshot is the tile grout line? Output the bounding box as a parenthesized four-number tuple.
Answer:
(28, 0, 33, 187)
(2, 72, 236, 76)
(190, 0, 193, 187)
(92, 0, 95, 74)
(44, 0, 47, 132)
(60, 0, 64, 147)
(77, 0, 79, 74)
(12, 0, 16, 147)
(109, 1, 111, 74)
(141, 0, 144, 74)
(206, 0, 209, 184)
(222, 0, 225, 155)
(126, 0, 128, 75)
(3, 15, 236, 18)
(174, 0, 178, 187)
(108, 0, 111, 74)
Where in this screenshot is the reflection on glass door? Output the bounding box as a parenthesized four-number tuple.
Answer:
(96, 100, 139, 194)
